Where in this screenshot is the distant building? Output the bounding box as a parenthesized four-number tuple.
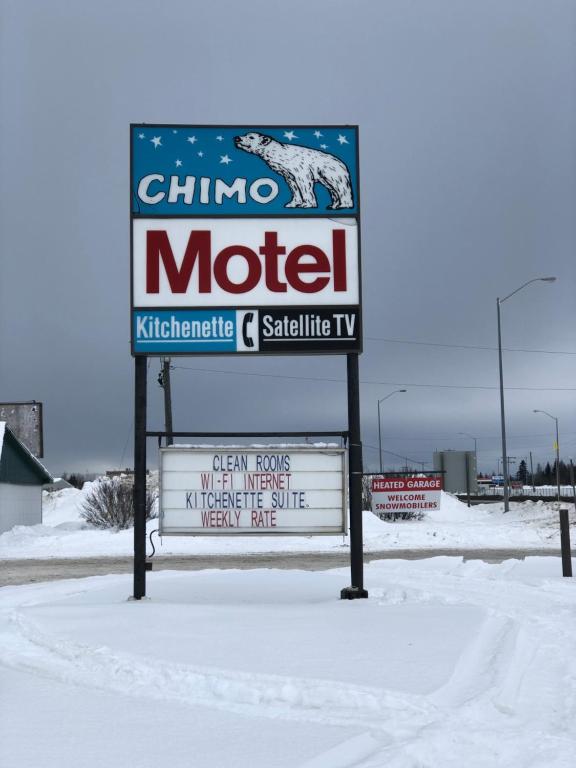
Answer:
(0, 422, 52, 534)
(43, 477, 74, 492)
(106, 468, 150, 478)
(433, 450, 477, 494)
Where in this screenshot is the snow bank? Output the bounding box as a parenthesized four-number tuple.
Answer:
(0, 486, 570, 560)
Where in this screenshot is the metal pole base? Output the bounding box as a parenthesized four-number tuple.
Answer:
(559, 508, 573, 577)
(340, 586, 369, 600)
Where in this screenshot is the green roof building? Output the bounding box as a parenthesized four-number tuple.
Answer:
(0, 422, 52, 535)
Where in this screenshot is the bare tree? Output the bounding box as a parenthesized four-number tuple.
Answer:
(81, 478, 157, 530)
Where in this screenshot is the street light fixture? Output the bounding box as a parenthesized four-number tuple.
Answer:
(497, 277, 556, 512)
(533, 409, 561, 502)
(377, 389, 407, 473)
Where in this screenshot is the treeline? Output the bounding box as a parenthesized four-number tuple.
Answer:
(62, 473, 88, 489)
(480, 459, 575, 486)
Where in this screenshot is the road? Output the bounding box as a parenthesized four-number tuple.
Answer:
(0, 548, 568, 587)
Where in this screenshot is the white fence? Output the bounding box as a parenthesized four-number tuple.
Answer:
(473, 485, 575, 498)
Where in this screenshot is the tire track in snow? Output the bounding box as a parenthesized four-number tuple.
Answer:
(366, 567, 576, 766)
(1, 565, 576, 766)
(0, 609, 438, 733)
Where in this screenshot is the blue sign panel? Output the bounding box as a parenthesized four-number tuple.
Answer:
(132, 307, 361, 355)
(133, 310, 237, 354)
(131, 125, 358, 217)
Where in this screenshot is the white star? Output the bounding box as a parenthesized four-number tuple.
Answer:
(283, 130, 298, 141)
(187, 136, 197, 144)
(320, 144, 328, 150)
(138, 133, 145, 139)
(313, 130, 323, 139)
(175, 159, 182, 167)
(337, 134, 349, 145)
(151, 136, 162, 148)
(216, 135, 224, 141)
(197, 151, 204, 157)
(220, 154, 232, 164)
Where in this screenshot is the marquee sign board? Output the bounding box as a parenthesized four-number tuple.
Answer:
(159, 446, 346, 535)
(131, 125, 361, 355)
(371, 477, 443, 516)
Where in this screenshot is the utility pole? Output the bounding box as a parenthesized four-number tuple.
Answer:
(530, 451, 535, 493)
(377, 389, 406, 473)
(533, 410, 561, 502)
(507, 456, 517, 496)
(159, 358, 174, 446)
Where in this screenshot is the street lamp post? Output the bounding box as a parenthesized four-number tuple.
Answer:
(459, 432, 478, 470)
(533, 409, 561, 502)
(377, 389, 407, 473)
(497, 277, 556, 512)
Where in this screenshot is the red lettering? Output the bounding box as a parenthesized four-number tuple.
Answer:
(251, 510, 277, 527)
(145, 228, 348, 295)
(285, 245, 330, 293)
(332, 230, 347, 291)
(146, 230, 211, 293)
(259, 232, 287, 292)
(213, 246, 261, 293)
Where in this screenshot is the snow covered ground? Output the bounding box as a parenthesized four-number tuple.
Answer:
(0, 483, 571, 559)
(1, 557, 575, 767)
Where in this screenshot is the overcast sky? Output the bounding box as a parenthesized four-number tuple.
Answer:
(1, 0, 575, 476)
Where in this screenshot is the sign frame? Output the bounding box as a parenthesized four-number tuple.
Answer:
(130, 124, 367, 601)
(158, 445, 347, 536)
(130, 124, 362, 357)
(371, 476, 443, 516)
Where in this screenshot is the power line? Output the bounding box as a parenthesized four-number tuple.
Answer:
(365, 336, 576, 356)
(363, 443, 425, 464)
(374, 431, 576, 441)
(171, 365, 576, 392)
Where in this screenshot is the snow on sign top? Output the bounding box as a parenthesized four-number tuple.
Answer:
(131, 125, 359, 217)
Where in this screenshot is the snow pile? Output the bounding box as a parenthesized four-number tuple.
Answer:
(0, 486, 571, 560)
(0, 557, 574, 766)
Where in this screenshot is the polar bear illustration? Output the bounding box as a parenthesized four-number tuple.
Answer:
(234, 132, 354, 209)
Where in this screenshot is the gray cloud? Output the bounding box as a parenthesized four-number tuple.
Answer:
(1, 0, 575, 476)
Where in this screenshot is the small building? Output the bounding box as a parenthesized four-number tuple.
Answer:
(43, 477, 74, 492)
(0, 422, 52, 534)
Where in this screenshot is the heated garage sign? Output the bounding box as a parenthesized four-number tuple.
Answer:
(159, 446, 346, 535)
(131, 125, 361, 355)
(371, 477, 443, 515)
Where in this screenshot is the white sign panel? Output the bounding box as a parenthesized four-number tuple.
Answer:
(160, 447, 346, 535)
(133, 217, 359, 308)
(371, 477, 442, 515)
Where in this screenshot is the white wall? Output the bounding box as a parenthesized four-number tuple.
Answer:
(0, 483, 42, 534)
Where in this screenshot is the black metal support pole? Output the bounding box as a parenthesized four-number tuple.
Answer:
(133, 356, 147, 599)
(555, 418, 560, 503)
(162, 358, 174, 446)
(465, 452, 471, 508)
(559, 508, 573, 577)
(341, 353, 368, 599)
